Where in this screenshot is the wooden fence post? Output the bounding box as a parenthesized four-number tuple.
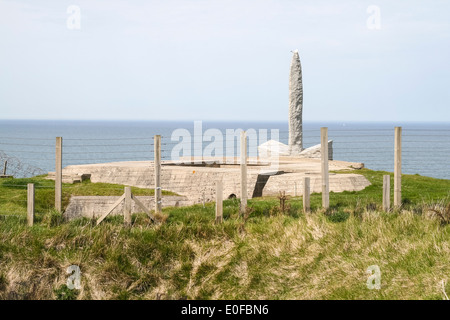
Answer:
(303, 177, 310, 213)
(321, 128, 329, 209)
(240, 131, 248, 215)
(382, 175, 390, 212)
(124, 187, 132, 227)
(55, 137, 62, 212)
(154, 135, 162, 214)
(27, 183, 34, 226)
(215, 180, 223, 224)
(394, 127, 402, 208)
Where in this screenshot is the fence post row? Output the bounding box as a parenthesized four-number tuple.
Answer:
(43, 127, 404, 226)
(55, 137, 62, 212)
(303, 177, 310, 213)
(320, 127, 330, 209)
(27, 183, 34, 227)
(154, 135, 162, 214)
(394, 127, 402, 208)
(382, 175, 390, 212)
(240, 131, 248, 215)
(215, 180, 223, 224)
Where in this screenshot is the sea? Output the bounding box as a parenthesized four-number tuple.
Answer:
(0, 120, 449, 180)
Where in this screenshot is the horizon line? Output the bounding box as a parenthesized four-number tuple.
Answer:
(1, 119, 449, 124)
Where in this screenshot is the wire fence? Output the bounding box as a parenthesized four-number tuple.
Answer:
(0, 126, 449, 221)
(0, 128, 448, 179)
(1, 127, 449, 179)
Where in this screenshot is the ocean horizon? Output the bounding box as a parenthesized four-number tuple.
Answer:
(0, 119, 449, 180)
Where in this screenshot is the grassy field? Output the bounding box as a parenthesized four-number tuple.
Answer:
(0, 170, 449, 300)
(0, 175, 176, 217)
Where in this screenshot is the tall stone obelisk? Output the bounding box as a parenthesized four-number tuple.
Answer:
(288, 49, 303, 155)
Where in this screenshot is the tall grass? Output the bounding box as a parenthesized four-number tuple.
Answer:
(0, 203, 449, 299)
(0, 170, 449, 300)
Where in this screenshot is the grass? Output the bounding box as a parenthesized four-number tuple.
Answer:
(0, 175, 176, 215)
(0, 170, 449, 300)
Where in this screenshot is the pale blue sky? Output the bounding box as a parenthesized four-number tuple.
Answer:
(1, 0, 449, 122)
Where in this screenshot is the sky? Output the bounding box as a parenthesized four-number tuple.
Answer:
(0, 0, 449, 122)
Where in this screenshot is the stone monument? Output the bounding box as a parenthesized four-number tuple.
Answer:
(258, 50, 333, 160)
(288, 49, 303, 155)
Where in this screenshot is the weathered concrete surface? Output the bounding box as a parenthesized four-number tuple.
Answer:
(50, 156, 370, 206)
(258, 140, 333, 160)
(64, 195, 192, 220)
(289, 50, 303, 155)
(52, 160, 259, 204)
(261, 172, 369, 197)
(259, 157, 369, 196)
(298, 141, 333, 160)
(258, 140, 291, 157)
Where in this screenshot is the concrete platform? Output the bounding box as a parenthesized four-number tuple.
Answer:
(51, 157, 370, 206)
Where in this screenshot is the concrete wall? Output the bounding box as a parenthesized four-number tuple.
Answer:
(262, 172, 370, 196)
(56, 161, 259, 204)
(50, 158, 370, 207)
(64, 195, 193, 220)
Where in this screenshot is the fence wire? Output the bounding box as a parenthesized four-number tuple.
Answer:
(0, 128, 448, 214)
(0, 127, 450, 179)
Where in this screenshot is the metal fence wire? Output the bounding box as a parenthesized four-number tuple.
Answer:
(0, 126, 449, 223)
